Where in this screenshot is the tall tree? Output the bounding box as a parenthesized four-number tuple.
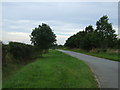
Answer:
(30, 23, 56, 53)
(96, 15, 117, 48)
(65, 15, 117, 51)
(82, 25, 98, 50)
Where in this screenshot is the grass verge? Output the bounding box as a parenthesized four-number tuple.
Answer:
(60, 48, 119, 62)
(3, 49, 98, 88)
(3, 51, 42, 81)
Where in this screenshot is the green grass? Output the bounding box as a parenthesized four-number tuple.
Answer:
(3, 62, 24, 81)
(3, 51, 41, 81)
(61, 48, 119, 62)
(3, 49, 98, 88)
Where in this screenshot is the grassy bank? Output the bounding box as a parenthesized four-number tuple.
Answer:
(3, 49, 98, 88)
(60, 48, 119, 62)
(3, 51, 41, 81)
(2, 42, 40, 80)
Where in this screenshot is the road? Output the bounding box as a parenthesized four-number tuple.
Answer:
(57, 49, 119, 88)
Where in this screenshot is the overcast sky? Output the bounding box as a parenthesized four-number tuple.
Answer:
(2, 2, 118, 45)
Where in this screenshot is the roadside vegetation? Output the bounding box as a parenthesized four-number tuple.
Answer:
(3, 50, 98, 88)
(59, 47, 119, 62)
(2, 42, 41, 80)
(64, 15, 119, 62)
(2, 23, 56, 81)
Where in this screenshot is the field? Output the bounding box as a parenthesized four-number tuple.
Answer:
(3, 49, 98, 88)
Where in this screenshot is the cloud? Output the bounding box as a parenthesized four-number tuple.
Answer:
(113, 25, 118, 34)
(3, 18, 118, 45)
(3, 2, 117, 25)
(2, 31, 30, 44)
(56, 35, 69, 45)
(1, 0, 119, 2)
(2, 19, 84, 44)
(2, 2, 118, 45)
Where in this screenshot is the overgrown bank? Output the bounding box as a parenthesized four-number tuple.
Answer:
(3, 50, 98, 88)
(2, 42, 41, 80)
(59, 48, 119, 62)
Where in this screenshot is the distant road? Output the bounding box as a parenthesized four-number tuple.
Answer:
(57, 49, 118, 88)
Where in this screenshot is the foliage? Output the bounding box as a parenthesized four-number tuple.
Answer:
(61, 48, 119, 62)
(65, 25, 98, 50)
(65, 15, 118, 51)
(8, 42, 34, 60)
(50, 43, 58, 49)
(2, 42, 42, 80)
(30, 23, 56, 53)
(2, 44, 8, 64)
(96, 15, 117, 48)
(2, 42, 36, 66)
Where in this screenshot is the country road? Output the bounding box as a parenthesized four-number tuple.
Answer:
(57, 49, 119, 88)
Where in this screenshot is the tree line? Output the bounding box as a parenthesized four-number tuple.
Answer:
(2, 16, 120, 65)
(65, 15, 119, 51)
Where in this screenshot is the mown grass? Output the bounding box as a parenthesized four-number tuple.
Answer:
(3, 49, 98, 88)
(61, 48, 119, 62)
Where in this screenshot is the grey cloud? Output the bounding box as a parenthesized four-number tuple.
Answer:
(2, 2, 118, 44)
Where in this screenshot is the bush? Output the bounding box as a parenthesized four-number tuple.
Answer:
(2, 44, 8, 65)
(8, 42, 34, 60)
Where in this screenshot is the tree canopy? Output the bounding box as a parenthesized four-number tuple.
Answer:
(96, 15, 117, 48)
(65, 15, 118, 51)
(30, 23, 56, 52)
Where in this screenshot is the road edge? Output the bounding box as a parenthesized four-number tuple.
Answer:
(85, 62, 101, 88)
(57, 49, 100, 88)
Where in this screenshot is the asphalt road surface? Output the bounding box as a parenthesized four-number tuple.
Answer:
(57, 49, 119, 88)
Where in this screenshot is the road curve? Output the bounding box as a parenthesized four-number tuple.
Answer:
(57, 49, 118, 88)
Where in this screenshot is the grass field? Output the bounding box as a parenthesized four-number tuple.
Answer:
(3, 49, 98, 88)
(61, 48, 119, 62)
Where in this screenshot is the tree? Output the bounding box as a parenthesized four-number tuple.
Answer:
(65, 34, 77, 48)
(96, 15, 117, 48)
(65, 15, 117, 51)
(65, 25, 98, 51)
(30, 23, 56, 53)
(85, 25, 94, 33)
(80, 25, 99, 50)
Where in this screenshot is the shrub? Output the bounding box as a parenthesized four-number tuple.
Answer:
(8, 42, 34, 60)
(2, 44, 8, 65)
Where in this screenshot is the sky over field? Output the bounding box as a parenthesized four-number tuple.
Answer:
(2, 2, 118, 45)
